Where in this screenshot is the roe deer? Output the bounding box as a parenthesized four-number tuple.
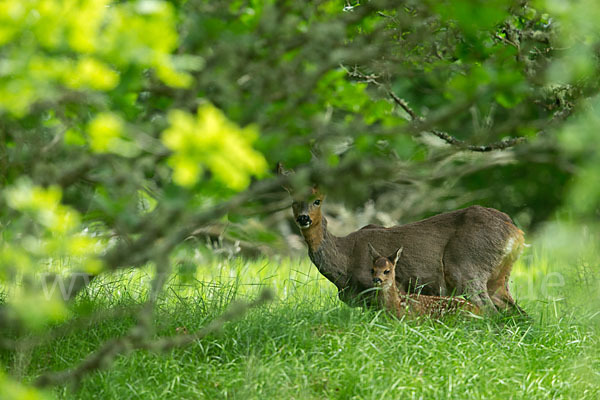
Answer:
(368, 244, 480, 318)
(277, 164, 525, 314)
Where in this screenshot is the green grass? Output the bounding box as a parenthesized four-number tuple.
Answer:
(3, 248, 600, 399)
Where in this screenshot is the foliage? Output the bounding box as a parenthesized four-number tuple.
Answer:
(1, 0, 600, 393)
(162, 104, 267, 189)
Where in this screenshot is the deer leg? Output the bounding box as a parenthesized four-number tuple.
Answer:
(487, 252, 526, 315)
(490, 281, 528, 316)
(488, 274, 510, 311)
(487, 228, 526, 315)
(449, 280, 497, 313)
(450, 278, 498, 314)
(490, 292, 511, 311)
(469, 287, 498, 314)
(444, 263, 498, 313)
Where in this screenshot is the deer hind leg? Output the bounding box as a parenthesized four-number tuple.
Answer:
(489, 281, 528, 315)
(443, 254, 497, 313)
(446, 272, 497, 313)
(487, 265, 514, 312)
(487, 229, 526, 315)
(489, 282, 514, 311)
(467, 282, 498, 314)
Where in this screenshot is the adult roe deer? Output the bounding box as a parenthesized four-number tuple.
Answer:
(369, 244, 481, 318)
(278, 164, 525, 314)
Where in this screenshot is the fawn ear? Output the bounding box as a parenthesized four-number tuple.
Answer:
(276, 162, 294, 194)
(388, 247, 403, 267)
(367, 243, 382, 262)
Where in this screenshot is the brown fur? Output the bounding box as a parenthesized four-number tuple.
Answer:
(369, 245, 480, 318)
(278, 165, 526, 314)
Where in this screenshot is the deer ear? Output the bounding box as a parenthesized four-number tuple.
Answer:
(276, 162, 286, 176)
(389, 247, 403, 267)
(276, 162, 294, 193)
(367, 243, 382, 261)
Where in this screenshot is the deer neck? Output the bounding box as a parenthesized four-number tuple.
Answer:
(302, 217, 349, 288)
(300, 215, 326, 253)
(379, 279, 403, 314)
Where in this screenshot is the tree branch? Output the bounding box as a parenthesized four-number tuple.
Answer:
(429, 130, 527, 152)
(390, 89, 527, 151)
(0, 305, 140, 351)
(101, 176, 288, 272)
(34, 289, 273, 388)
(388, 90, 420, 121)
(347, 67, 528, 152)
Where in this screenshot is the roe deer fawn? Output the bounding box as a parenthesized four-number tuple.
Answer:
(368, 244, 480, 318)
(277, 163, 525, 314)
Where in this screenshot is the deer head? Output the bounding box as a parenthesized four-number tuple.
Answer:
(277, 162, 325, 230)
(369, 243, 403, 289)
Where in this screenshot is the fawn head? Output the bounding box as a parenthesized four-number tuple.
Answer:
(277, 162, 324, 230)
(368, 243, 403, 289)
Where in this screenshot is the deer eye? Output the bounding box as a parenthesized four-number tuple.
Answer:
(313, 199, 321, 206)
(371, 269, 375, 275)
(383, 270, 390, 275)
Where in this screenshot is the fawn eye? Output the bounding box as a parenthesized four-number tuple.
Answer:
(371, 269, 375, 274)
(383, 270, 390, 275)
(313, 199, 321, 206)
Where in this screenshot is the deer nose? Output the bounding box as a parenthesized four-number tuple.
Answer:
(296, 215, 312, 227)
(372, 277, 382, 284)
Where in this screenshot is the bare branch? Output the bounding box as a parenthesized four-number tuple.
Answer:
(346, 67, 527, 152)
(388, 90, 420, 121)
(429, 130, 527, 152)
(142, 289, 274, 352)
(101, 176, 289, 272)
(390, 90, 527, 152)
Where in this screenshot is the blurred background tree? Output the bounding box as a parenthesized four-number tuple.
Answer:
(1, 0, 600, 393)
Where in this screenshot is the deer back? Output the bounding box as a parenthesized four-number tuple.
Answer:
(341, 206, 522, 298)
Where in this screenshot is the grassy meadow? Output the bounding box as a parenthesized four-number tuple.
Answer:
(2, 241, 600, 399)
